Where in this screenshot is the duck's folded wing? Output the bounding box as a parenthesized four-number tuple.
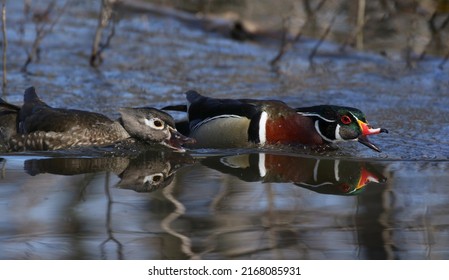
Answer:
(185, 90, 260, 128)
(20, 107, 114, 134)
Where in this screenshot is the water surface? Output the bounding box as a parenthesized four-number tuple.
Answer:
(0, 0, 448, 259)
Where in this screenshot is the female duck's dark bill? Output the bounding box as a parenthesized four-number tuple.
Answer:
(164, 127, 196, 152)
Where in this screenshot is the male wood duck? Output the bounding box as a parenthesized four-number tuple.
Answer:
(164, 90, 388, 152)
(0, 87, 193, 152)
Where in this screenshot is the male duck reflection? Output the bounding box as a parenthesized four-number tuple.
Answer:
(164, 90, 388, 152)
(202, 153, 386, 195)
(0, 87, 193, 152)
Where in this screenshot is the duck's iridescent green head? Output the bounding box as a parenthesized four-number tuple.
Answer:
(296, 105, 388, 152)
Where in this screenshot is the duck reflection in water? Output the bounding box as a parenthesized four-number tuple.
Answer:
(201, 153, 386, 195)
(20, 150, 385, 195)
(23, 150, 194, 193)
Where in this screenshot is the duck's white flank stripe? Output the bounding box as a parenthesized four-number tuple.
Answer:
(258, 153, 267, 177)
(258, 111, 268, 145)
(313, 159, 320, 182)
(334, 160, 340, 182)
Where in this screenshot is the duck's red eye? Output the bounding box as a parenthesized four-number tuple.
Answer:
(341, 115, 352, 124)
(339, 183, 351, 193)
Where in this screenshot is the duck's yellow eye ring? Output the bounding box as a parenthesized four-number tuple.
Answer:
(341, 115, 352, 124)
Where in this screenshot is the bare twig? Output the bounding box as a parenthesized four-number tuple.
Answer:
(438, 50, 449, 69)
(340, 2, 371, 53)
(1, 1, 7, 93)
(356, 0, 365, 49)
(270, 17, 298, 67)
(90, 0, 117, 67)
(303, 0, 327, 18)
(314, 0, 327, 13)
(420, 12, 449, 61)
(339, 16, 367, 52)
(437, 12, 449, 68)
(21, 0, 70, 73)
(308, 11, 339, 64)
(440, 14, 449, 30)
(405, 17, 418, 69)
(270, 0, 327, 68)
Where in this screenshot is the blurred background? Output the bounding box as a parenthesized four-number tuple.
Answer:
(145, 0, 449, 58)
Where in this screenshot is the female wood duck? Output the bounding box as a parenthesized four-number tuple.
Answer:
(164, 90, 388, 152)
(0, 87, 194, 152)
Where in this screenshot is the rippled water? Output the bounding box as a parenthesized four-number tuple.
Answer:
(0, 0, 448, 259)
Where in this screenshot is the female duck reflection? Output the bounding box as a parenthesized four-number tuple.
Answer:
(201, 153, 386, 195)
(23, 150, 194, 193)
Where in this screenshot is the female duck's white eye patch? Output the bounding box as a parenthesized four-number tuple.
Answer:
(143, 173, 164, 185)
(144, 117, 164, 130)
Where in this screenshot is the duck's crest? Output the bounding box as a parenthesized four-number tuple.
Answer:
(24, 87, 38, 101)
(24, 86, 50, 108)
(185, 90, 203, 103)
(0, 97, 20, 112)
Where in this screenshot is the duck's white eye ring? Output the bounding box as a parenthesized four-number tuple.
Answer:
(144, 118, 164, 130)
(143, 173, 164, 185)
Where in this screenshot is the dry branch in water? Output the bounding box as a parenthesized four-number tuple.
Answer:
(90, 0, 117, 67)
(21, 0, 69, 73)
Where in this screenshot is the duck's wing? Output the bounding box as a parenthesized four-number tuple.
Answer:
(0, 98, 20, 143)
(19, 87, 114, 134)
(19, 87, 52, 133)
(161, 104, 187, 112)
(0, 98, 21, 112)
(185, 90, 261, 128)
